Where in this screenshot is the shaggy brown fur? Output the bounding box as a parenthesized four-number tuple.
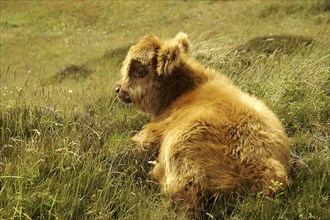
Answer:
(115, 32, 291, 215)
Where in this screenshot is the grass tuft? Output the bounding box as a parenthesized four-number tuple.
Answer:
(233, 35, 314, 55)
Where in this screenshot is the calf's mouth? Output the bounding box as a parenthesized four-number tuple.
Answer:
(115, 84, 132, 103)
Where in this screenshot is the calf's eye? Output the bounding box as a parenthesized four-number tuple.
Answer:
(129, 59, 148, 78)
(135, 69, 147, 78)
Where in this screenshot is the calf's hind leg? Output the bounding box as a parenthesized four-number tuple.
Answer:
(161, 163, 208, 214)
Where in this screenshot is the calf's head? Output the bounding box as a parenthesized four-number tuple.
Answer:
(115, 32, 191, 117)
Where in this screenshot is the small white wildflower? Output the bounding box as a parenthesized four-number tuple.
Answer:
(68, 90, 73, 94)
(32, 129, 41, 136)
(148, 161, 157, 165)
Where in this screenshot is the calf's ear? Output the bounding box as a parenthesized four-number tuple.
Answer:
(156, 32, 190, 76)
(174, 32, 190, 53)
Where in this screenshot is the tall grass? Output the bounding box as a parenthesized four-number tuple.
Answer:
(1, 1, 329, 219)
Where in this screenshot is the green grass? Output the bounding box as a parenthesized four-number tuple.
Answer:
(1, 1, 329, 219)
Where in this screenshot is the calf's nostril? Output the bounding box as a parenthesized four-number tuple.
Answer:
(115, 87, 120, 93)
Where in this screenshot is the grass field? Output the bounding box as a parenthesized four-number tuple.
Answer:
(1, 1, 329, 219)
